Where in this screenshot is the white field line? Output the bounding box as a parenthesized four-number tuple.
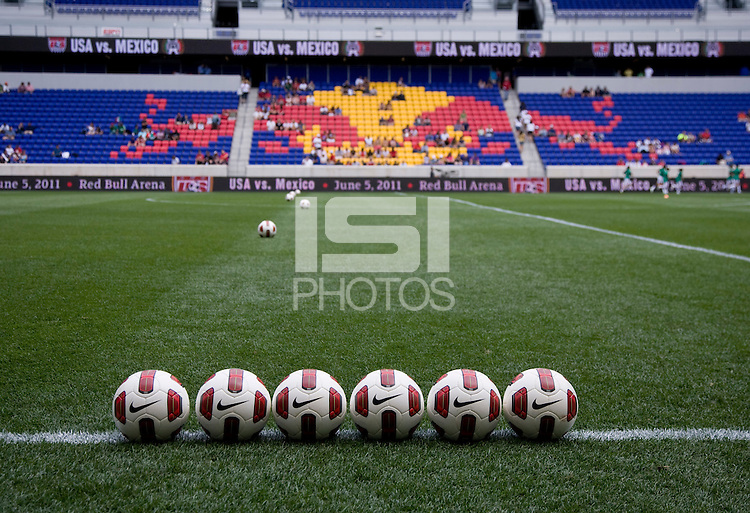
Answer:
(145, 197, 239, 207)
(449, 197, 750, 264)
(706, 201, 750, 209)
(1, 428, 749, 444)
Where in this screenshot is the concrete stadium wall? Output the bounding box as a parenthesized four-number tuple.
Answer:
(0, 164, 533, 178)
(0, 72, 238, 91)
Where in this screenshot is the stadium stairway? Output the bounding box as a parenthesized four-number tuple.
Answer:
(228, 88, 257, 176)
(504, 89, 545, 175)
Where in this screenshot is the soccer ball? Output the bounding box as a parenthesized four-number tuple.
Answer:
(349, 369, 424, 440)
(272, 369, 346, 441)
(285, 191, 296, 201)
(426, 369, 501, 442)
(258, 220, 276, 237)
(299, 199, 311, 209)
(502, 368, 578, 440)
(112, 370, 190, 442)
(295, 189, 301, 195)
(195, 368, 271, 441)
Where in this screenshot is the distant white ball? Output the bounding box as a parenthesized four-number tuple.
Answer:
(426, 369, 501, 442)
(272, 369, 346, 441)
(285, 191, 296, 201)
(295, 189, 301, 195)
(112, 370, 190, 442)
(195, 368, 271, 441)
(258, 220, 276, 237)
(299, 199, 311, 209)
(350, 369, 424, 440)
(502, 368, 578, 440)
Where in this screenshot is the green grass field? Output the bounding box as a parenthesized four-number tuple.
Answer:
(1, 191, 748, 512)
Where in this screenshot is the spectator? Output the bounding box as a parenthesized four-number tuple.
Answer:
(110, 117, 127, 135)
(240, 78, 250, 104)
(17, 122, 35, 135)
(2, 125, 15, 140)
(725, 150, 735, 167)
(171, 155, 181, 165)
(52, 145, 63, 158)
(195, 151, 206, 165)
(25, 82, 34, 94)
(210, 113, 221, 130)
(501, 75, 512, 101)
(197, 64, 211, 74)
(488, 67, 498, 86)
(1, 82, 9, 93)
(17, 82, 26, 94)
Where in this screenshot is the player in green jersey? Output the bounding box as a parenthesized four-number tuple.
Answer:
(672, 168, 683, 195)
(727, 165, 742, 193)
(620, 166, 633, 193)
(650, 164, 670, 196)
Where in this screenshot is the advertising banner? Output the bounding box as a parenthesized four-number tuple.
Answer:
(1, 36, 748, 58)
(549, 177, 749, 193)
(3, 176, 745, 193)
(0, 176, 510, 193)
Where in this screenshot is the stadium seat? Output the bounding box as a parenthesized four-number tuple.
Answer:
(249, 81, 522, 166)
(0, 89, 237, 165)
(519, 92, 750, 166)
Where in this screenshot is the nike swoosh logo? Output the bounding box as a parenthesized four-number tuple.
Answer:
(129, 401, 158, 413)
(532, 399, 561, 410)
(372, 394, 401, 406)
(292, 397, 320, 408)
(216, 399, 248, 411)
(453, 398, 483, 408)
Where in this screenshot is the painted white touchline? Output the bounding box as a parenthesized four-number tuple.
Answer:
(1, 428, 749, 444)
(146, 197, 239, 207)
(706, 201, 750, 209)
(450, 197, 750, 263)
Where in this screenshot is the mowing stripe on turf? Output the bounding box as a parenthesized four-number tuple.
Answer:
(450, 197, 750, 264)
(2, 428, 749, 444)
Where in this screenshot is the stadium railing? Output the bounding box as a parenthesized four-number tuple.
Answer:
(551, 0, 702, 19)
(47, 0, 201, 17)
(282, 0, 472, 19)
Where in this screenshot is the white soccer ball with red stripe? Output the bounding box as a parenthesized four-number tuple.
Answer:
(272, 369, 346, 441)
(258, 220, 276, 237)
(195, 368, 271, 441)
(426, 369, 501, 442)
(502, 368, 578, 440)
(112, 370, 190, 442)
(349, 369, 424, 440)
